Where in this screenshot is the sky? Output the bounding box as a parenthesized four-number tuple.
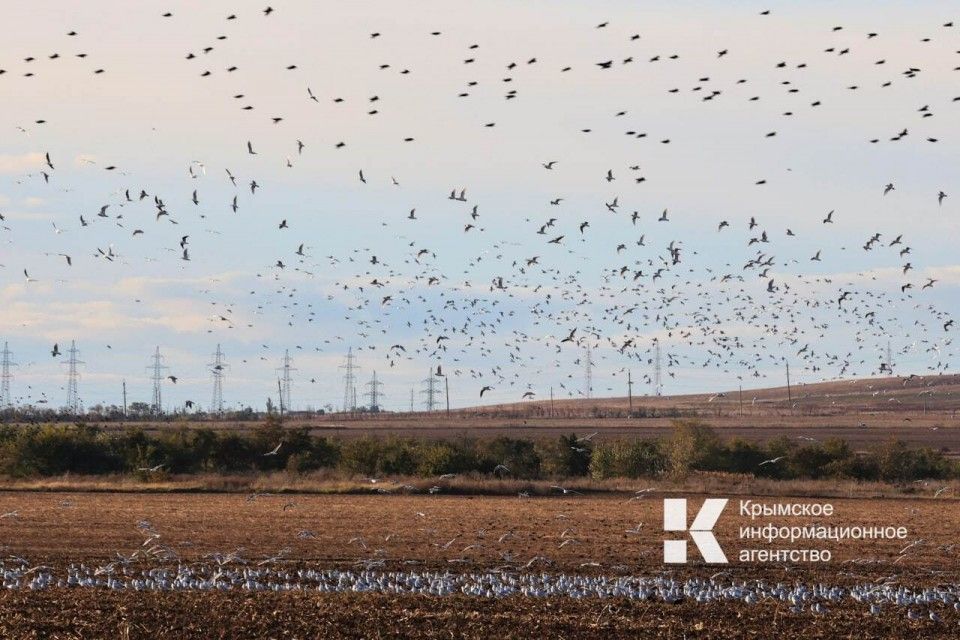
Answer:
(0, 1, 958, 412)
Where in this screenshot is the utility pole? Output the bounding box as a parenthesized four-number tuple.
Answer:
(339, 347, 358, 412)
(786, 361, 792, 404)
(886, 341, 894, 375)
(444, 375, 450, 416)
(550, 386, 555, 418)
(65, 341, 84, 414)
(584, 344, 594, 399)
(122, 379, 127, 418)
(277, 378, 284, 422)
(277, 350, 295, 412)
(365, 371, 384, 412)
(653, 340, 663, 397)
(739, 384, 743, 418)
(209, 344, 227, 417)
(627, 370, 633, 416)
(409, 388, 415, 412)
(0, 342, 15, 408)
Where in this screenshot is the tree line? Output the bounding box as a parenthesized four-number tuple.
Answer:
(0, 419, 954, 483)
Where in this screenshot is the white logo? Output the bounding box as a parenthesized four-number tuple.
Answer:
(663, 498, 728, 564)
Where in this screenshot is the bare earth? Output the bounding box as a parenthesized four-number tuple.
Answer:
(0, 491, 956, 638)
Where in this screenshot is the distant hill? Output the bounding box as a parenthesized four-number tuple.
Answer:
(461, 373, 960, 417)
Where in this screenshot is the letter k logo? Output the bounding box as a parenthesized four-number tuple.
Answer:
(663, 498, 728, 564)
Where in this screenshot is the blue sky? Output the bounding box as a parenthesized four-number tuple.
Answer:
(0, 1, 957, 411)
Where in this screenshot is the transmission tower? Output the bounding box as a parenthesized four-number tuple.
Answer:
(421, 369, 440, 411)
(209, 344, 227, 416)
(277, 350, 296, 412)
(0, 342, 15, 408)
(653, 340, 663, 397)
(409, 388, 415, 412)
(584, 344, 594, 399)
(885, 341, 894, 375)
(339, 347, 359, 412)
(365, 370, 384, 412)
(147, 347, 167, 415)
(65, 341, 84, 414)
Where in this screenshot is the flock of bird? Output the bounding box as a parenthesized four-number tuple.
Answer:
(0, 486, 952, 621)
(0, 5, 957, 408)
(1, 559, 956, 622)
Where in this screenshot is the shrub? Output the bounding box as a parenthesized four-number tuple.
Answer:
(338, 437, 385, 476)
(478, 437, 541, 478)
(663, 420, 723, 477)
(869, 439, 952, 482)
(540, 434, 591, 477)
(0, 420, 951, 484)
(722, 438, 767, 475)
(416, 441, 476, 477)
(589, 443, 616, 480)
(209, 432, 257, 472)
(788, 438, 854, 479)
(590, 439, 665, 479)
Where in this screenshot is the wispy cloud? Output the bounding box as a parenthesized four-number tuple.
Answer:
(0, 153, 44, 174)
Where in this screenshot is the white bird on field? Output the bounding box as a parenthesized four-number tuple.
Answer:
(263, 442, 283, 456)
(758, 456, 786, 467)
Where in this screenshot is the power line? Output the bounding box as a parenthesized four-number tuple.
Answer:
(65, 341, 85, 414)
(364, 370, 384, 412)
(209, 344, 227, 416)
(277, 350, 296, 412)
(339, 347, 359, 412)
(65, 341, 84, 413)
(0, 342, 16, 408)
(147, 346, 167, 416)
(421, 369, 440, 411)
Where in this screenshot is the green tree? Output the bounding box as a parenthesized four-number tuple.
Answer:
(663, 420, 722, 477)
